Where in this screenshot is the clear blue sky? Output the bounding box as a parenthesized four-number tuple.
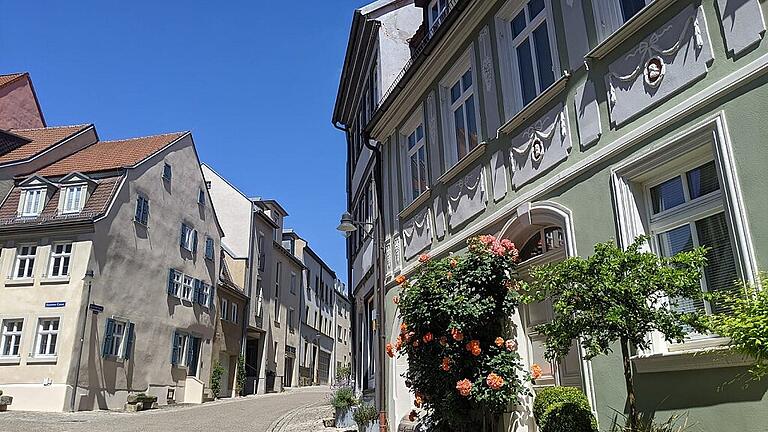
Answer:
(1, 1, 373, 283)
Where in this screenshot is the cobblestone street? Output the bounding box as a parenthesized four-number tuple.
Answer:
(0, 387, 331, 432)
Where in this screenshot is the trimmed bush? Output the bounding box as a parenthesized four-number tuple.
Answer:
(330, 387, 358, 410)
(533, 386, 597, 432)
(353, 403, 379, 429)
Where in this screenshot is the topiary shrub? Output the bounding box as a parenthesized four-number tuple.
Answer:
(353, 403, 379, 431)
(210, 361, 225, 398)
(330, 387, 358, 410)
(533, 386, 597, 432)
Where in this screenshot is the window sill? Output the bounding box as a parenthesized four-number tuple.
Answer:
(585, 0, 678, 60)
(436, 142, 488, 186)
(5, 279, 34, 287)
(498, 73, 571, 135)
(40, 277, 70, 285)
(0, 357, 21, 365)
(633, 346, 753, 374)
(27, 356, 57, 364)
(398, 189, 432, 221)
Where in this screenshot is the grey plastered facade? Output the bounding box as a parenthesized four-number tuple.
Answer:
(351, 0, 768, 430)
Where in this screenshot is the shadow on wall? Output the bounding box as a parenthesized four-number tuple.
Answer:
(634, 366, 768, 416)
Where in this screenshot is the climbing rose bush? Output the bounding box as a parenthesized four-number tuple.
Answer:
(392, 236, 530, 431)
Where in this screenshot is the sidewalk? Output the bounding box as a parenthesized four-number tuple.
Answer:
(267, 399, 355, 432)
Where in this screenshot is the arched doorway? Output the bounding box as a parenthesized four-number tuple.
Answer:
(499, 203, 595, 410)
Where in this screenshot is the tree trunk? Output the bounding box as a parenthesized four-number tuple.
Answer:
(620, 337, 638, 432)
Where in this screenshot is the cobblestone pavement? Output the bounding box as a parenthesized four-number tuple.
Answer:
(0, 386, 329, 432)
(267, 400, 339, 432)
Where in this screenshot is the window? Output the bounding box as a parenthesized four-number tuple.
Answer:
(168, 269, 182, 297)
(35, 318, 59, 357)
(274, 262, 282, 322)
(180, 223, 197, 252)
(428, 0, 448, 30)
(257, 233, 266, 272)
(337, 325, 342, 342)
(205, 237, 215, 260)
(171, 331, 197, 369)
(135, 195, 150, 225)
(232, 303, 238, 324)
(62, 185, 86, 214)
(0, 319, 23, 357)
(646, 161, 738, 321)
(198, 189, 206, 206)
(498, 0, 557, 111)
(103, 318, 134, 359)
(403, 112, 429, 204)
(305, 306, 310, 323)
(182, 275, 195, 301)
(48, 242, 72, 278)
(290, 272, 297, 294)
(288, 308, 295, 333)
(518, 227, 564, 263)
(163, 163, 172, 181)
(441, 49, 479, 167)
(197, 281, 212, 307)
(221, 298, 229, 320)
(13, 244, 36, 279)
(593, 0, 651, 42)
(21, 188, 45, 217)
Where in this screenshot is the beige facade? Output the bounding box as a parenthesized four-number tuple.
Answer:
(0, 133, 223, 411)
(211, 249, 247, 399)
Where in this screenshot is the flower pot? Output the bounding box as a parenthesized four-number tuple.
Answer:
(357, 421, 378, 432)
(335, 407, 355, 428)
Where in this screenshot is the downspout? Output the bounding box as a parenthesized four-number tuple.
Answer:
(71, 270, 94, 412)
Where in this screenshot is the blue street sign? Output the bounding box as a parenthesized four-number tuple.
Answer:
(44, 301, 66, 308)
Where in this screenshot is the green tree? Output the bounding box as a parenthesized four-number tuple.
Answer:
(525, 237, 707, 432)
(705, 274, 768, 380)
(210, 361, 225, 398)
(236, 355, 247, 396)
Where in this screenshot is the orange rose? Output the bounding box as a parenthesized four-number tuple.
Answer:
(531, 364, 543, 380)
(386, 343, 395, 358)
(422, 332, 433, 343)
(450, 258, 458, 268)
(395, 274, 407, 285)
(505, 339, 518, 352)
(414, 395, 423, 408)
(393, 296, 400, 305)
(456, 379, 472, 397)
(451, 328, 464, 342)
(486, 373, 504, 390)
(441, 357, 451, 371)
(446, 271, 452, 280)
(408, 410, 417, 422)
(400, 323, 408, 334)
(418, 254, 431, 263)
(495, 337, 504, 347)
(465, 340, 481, 356)
(395, 338, 403, 351)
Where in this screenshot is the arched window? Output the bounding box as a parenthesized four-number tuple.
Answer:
(518, 226, 565, 263)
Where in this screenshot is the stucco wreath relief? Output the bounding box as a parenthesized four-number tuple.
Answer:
(511, 110, 567, 165)
(607, 12, 705, 106)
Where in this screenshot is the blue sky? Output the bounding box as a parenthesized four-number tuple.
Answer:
(1, 1, 373, 283)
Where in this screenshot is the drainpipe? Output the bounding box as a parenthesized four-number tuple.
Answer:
(71, 270, 94, 412)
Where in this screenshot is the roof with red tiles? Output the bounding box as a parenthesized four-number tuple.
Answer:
(0, 176, 122, 227)
(0, 124, 91, 164)
(35, 131, 188, 176)
(0, 73, 26, 88)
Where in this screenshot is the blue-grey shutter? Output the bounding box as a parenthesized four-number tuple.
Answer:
(124, 322, 135, 360)
(102, 318, 115, 357)
(180, 224, 187, 247)
(167, 269, 176, 295)
(135, 197, 142, 221)
(192, 230, 198, 254)
(171, 332, 180, 365)
(193, 279, 202, 304)
(208, 284, 215, 309)
(141, 198, 150, 224)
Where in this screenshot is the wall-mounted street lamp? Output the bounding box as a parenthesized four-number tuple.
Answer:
(336, 212, 374, 239)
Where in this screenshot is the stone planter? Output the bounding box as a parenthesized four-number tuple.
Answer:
(0, 395, 12, 412)
(125, 393, 158, 412)
(335, 407, 355, 428)
(357, 421, 378, 432)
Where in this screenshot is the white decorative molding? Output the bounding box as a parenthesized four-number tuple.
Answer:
(716, 0, 766, 56)
(384, 239, 393, 279)
(402, 208, 433, 260)
(491, 150, 508, 203)
(510, 104, 572, 188)
(479, 27, 495, 92)
(433, 197, 446, 240)
(447, 165, 487, 229)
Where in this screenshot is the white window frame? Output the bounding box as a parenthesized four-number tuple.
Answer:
(35, 317, 60, 357)
(439, 45, 482, 169)
(0, 319, 23, 358)
(205, 237, 215, 260)
(20, 188, 45, 217)
(221, 298, 229, 320)
(611, 115, 758, 356)
(170, 269, 182, 298)
(106, 319, 128, 358)
(232, 303, 238, 324)
(592, 0, 653, 43)
(61, 184, 87, 214)
(495, 0, 560, 120)
(13, 244, 37, 280)
(134, 194, 150, 225)
(47, 242, 73, 278)
(175, 332, 188, 365)
(400, 106, 429, 205)
(428, 0, 449, 30)
(200, 282, 211, 307)
(182, 275, 195, 302)
(181, 223, 196, 251)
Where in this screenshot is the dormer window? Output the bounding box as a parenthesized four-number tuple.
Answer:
(21, 188, 45, 217)
(62, 185, 86, 214)
(428, 0, 448, 30)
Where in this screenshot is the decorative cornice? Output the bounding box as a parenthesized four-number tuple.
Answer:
(498, 73, 570, 136)
(436, 142, 487, 185)
(398, 189, 432, 221)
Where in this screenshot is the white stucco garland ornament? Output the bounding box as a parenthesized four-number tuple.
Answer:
(607, 13, 704, 106)
(511, 111, 568, 164)
(402, 210, 431, 244)
(447, 169, 484, 206)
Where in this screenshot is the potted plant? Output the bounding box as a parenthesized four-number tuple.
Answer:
(330, 387, 357, 428)
(353, 402, 378, 432)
